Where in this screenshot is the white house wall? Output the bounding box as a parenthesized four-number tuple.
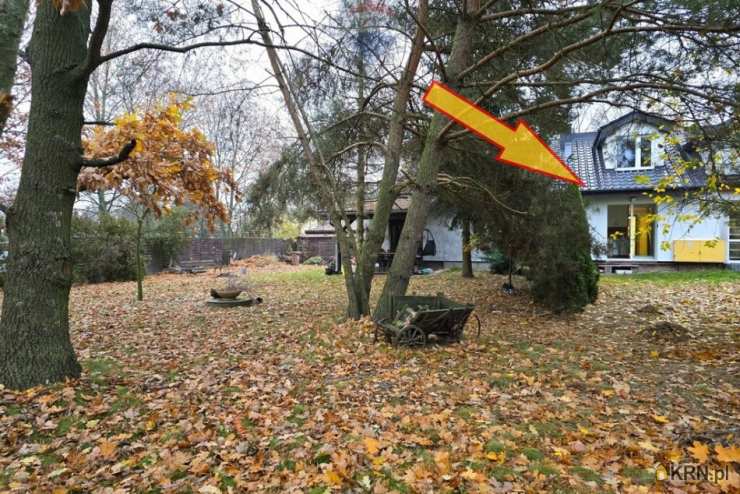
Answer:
(584, 193, 732, 262)
(423, 212, 487, 264)
(374, 211, 487, 264)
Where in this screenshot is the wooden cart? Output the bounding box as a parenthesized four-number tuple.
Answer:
(374, 293, 480, 346)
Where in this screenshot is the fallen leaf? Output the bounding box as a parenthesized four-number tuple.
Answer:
(715, 444, 740, 463)
(363, 437, 381, 456)
(688, 441, 710, 463)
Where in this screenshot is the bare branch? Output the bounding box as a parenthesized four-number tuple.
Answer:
(79, 0, 114, 76)
(83, 120, 114, 126)
(95, 36, 368, 80)
(79, 139, 136, 169)
(327, 141, 388, 163)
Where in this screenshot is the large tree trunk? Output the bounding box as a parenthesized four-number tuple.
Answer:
(375, 9, 477, 319)
(0, 0, 30, 136)
(461, 218, 474, 278)
(0, 3, 90, 389)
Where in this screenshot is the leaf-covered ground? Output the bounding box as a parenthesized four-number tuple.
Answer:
(1, 263, 738, 493)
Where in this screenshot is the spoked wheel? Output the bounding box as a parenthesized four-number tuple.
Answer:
(468, 313, 481, 338)
(396, 325, 427, 347)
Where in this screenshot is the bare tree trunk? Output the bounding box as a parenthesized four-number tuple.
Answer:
(136, 214, 145, 301)
(0, 0, 30, 136)
(461, 218, 474, 278)
(252, 0, 427, 319)
(353, 0, 428, 312)
(0, 3, 91, 389)
(375, 9, 477, 319)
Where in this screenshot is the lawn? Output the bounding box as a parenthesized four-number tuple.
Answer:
(0, 262, 737, 493)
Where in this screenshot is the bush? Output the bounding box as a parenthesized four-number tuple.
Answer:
(525, 185, 599, 312)
(485, 248, 513, 275)
(72, 215, 138, 283)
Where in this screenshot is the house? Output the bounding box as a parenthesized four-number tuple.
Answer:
(314, 111, 738, 275)
(556, 111, 739, 273)
(309, 184, 490, 272)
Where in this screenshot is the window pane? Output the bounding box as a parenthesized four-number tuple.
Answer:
(731, 210, 740, 261)
(730, 243, 740, 261)
(640, 137, 652, 168)
(617, 138, 636, 168)
(607, 205, 630, 257)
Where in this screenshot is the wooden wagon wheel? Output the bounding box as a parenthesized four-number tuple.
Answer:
(396, 325, 427, 347)
(469, 313, 481, 338)
(451, 313, 481, 342)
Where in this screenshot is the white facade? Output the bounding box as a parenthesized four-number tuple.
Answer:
(379, 210, 488, 268)
(584, 193, 738, 264)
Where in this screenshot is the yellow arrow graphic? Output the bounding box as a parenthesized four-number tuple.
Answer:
(423, 81, 583, 186)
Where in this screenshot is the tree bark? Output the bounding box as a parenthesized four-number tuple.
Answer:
(0, 0, 30, 137)
(375, 10, 477, 319)
(352, 0, 428, 314)
(136, 214, 144, 301)
(461, 218, 474, 278)
(0, 3, 91, 389)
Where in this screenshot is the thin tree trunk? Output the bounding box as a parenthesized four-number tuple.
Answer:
(375, 9, 477, 319)
(461, 218, 474, 278)
(0, 3, 91, 389)
(136, 214, 144, 301)
(353, 0, 428, 311)
(0, 0, 30, 137)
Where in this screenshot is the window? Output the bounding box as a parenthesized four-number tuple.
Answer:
(730, 211, 740, 261)
(616, 135, 652, 169)
(607, 203, 656, 258)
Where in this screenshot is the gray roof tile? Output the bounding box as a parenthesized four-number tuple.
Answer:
(557, 132, 707, 193)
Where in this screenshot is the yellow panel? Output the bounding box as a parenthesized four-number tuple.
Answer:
(673, 240, 726, 262)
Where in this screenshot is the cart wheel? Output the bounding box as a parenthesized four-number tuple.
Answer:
(470, 313, 481, 338)
(397, 325, 426, 347)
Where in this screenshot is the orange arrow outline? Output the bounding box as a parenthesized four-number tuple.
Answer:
(422, 81, 584, 187)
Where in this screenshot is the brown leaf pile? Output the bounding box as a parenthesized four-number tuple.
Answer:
(0, 268, 738, 493)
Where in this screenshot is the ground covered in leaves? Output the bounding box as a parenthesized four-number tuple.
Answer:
(1, 262, 738, 493)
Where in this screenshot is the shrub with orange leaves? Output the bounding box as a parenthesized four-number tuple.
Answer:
(79, 97, 238, 229)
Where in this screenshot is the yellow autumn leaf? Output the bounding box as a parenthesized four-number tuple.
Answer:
(639, 440, 659, 452)
(363, 437, 381, 455)
(486, 451, 505, 463)
(650, 350, 659, 358)
(688, 441, 710, 463)
(715, 444, 740, 463)
(666, 447, 682, 463)
(434, 451, 451, 474)
(652, 415, 669, 424)
(323, 468, 342, 486)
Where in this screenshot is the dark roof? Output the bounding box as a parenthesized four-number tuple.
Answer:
(557, 131, 707, 193)
(592, 111, 673, 149)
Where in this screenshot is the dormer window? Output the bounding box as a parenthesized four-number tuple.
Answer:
(616, 135, 652, 169)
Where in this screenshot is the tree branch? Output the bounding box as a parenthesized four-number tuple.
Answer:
(94, 36, 368, 80)
(79, 139, 136, 169)
(79, 0, 114, 77)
